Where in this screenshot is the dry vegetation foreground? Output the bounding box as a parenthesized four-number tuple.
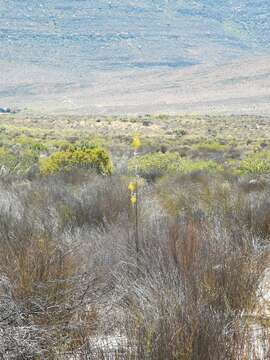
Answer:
(0, 113, 269, 359)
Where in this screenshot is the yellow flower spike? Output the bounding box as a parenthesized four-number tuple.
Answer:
(128, 182, 136, 192)
(37, 238, 45, 248)
(132, 135, 141, 151)
(130, 195, 137, 205)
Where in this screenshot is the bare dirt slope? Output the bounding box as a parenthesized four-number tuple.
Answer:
(1, 56, 270, 115)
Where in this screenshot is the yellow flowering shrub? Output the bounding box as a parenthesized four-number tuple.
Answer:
(39, 147, 112, 175)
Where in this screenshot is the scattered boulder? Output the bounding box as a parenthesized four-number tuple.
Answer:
(160, 145, 168, 153)
(0, 108, 11, 114)
(0, 107, 18, 114)
(260, 142, 268, 149)
(0, 166, 8, 176)
(143, 120, 152, 126)
(66, 136, 79, 144)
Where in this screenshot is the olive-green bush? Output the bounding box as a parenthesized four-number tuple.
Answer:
(0, 147, 38, 174)
(128, 152, 222, 180)
(238, 151, 270, 175)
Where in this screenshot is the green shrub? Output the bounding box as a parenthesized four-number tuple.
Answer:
(193, 142, 229, 152)
(179, 159, 223, 174)
(0, 147, 38, 174)
(47, 139, 73, 151)
(0, 147, 17, 171)
(39, 147, 112, 175)
(128, 152, 222, 180)
(174, 129, 187, 137)
(16, 136, 48, 152)
(238, 151, 270, 175)
(15, 149, 39, 173)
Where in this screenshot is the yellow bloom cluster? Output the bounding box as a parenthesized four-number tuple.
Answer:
(132, 135, 141, 151)
(129, 135, 141, 205)
(128, 181, 137, 205)
(128, 182, 136, 192)
(130, 194, 137, 204)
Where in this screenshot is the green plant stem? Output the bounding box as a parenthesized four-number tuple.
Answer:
(135, 179, 139, 274)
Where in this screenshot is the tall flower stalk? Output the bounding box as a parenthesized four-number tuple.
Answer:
(129, 134, 141, 271)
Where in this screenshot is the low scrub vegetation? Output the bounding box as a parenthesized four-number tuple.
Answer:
(0, 115, 269, 359)
(0, 171, 269, 358)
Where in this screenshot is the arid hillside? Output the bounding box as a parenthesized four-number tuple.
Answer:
(1, 56, 270, 115)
